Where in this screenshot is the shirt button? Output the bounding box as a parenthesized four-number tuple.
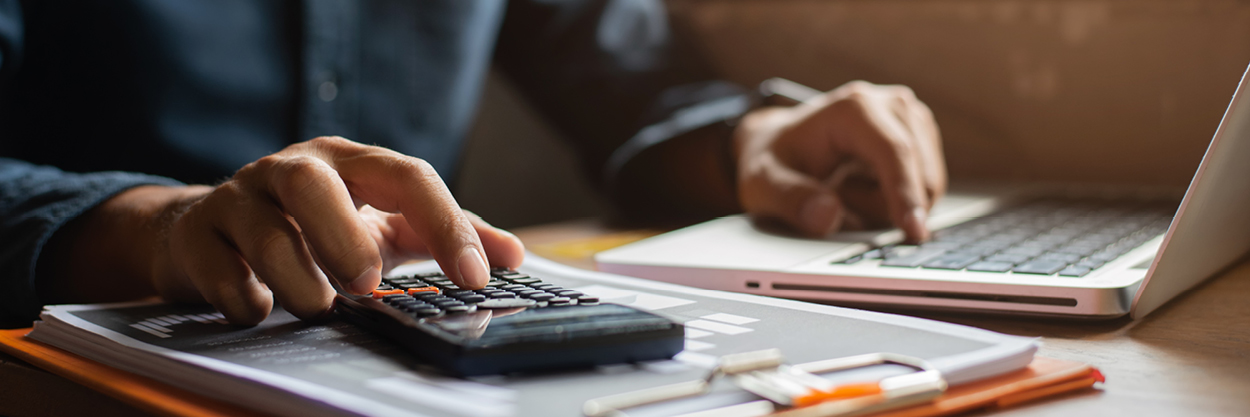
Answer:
(318, 81, 338, 102)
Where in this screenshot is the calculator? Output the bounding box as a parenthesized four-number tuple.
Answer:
(334, 268, 685, 376)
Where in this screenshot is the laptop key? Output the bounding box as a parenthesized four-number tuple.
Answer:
(986, 253, 1031, 264)
(1058, 266, 1092, 277)
(860, 249, 885, 260)
(880, 248, 948, 268)
(1012, 260, 1069, 275)
(966, 261, 1015, 272)
(1089, 251, 1122, 262)
(951, 246, 1000, 257)
(1075, 259, 1105, 269)
(919, 241, 963, 251)
(922, 254, 982, 270)
(1002, 246, 1047, 257)
(1036, 252, 1081, 264)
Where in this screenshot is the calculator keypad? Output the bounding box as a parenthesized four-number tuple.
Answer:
(369, 267, 600, 318)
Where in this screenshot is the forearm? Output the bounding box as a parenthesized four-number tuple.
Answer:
(0, 158, 184, 327)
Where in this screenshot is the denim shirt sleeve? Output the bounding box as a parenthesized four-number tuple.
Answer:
(0, 158, 183, 328)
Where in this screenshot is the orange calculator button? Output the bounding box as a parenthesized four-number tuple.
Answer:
(407, 287, 441, 295)
(371, 289, 404, 299)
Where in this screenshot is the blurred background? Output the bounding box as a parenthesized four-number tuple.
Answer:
(456, 0, 1250, 229)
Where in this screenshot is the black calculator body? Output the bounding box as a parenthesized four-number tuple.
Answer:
(334, 268, 685, 376)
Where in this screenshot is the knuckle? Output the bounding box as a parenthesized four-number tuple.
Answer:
(916, 101, 937, 120)
(383, 155, 440, 184)
(285, 136, 360, 157)
(827, 93, 870, 117)
(843, 80, 872, 92)
(890, 84, 916, 98)
(307, 135, 356, 149)
(273, 155, 335, 197)
(236, 154, 284, 182)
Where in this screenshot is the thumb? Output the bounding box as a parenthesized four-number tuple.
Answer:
(741, 155, 846, 237)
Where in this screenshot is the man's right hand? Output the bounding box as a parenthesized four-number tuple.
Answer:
(42, 137, 525, 325)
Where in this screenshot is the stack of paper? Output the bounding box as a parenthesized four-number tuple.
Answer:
(29, 255, 1039, 417)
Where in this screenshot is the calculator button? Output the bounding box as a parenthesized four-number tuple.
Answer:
(445, 290, 474, 297)
(476, 298, 537, 309)
(434, 300, 465, 308)
(527, 293, 556, 302)
(406, 286, 440, 296)
(554, 290, 584, 298)
(443, 305, 471, 314)
(488, 292, 517, 299)
(509, 277, 542, 284)
(375, 284, 396, 291)
(576, 296, 600, 305)
(501, 284, 526, 291)
(371, 289, 404, 298)
(414, 308, 442, 317)
(457, 294, 487, 303)
(401, 303, 431, 313)
(381, 294, 410, 302)
(547, 297, 571, 306)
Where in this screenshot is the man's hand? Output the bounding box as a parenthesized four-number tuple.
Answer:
(735, 81, 946, 242)
(42, 137, 525, 325)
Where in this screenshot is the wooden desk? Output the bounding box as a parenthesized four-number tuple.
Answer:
(3, 219, 1248, 416)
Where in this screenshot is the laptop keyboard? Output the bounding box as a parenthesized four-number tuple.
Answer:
(832, 199, 1176, 277)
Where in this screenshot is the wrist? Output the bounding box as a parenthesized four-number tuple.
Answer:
(40, 184, 212, 304)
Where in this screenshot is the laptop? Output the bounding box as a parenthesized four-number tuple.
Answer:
(595, 63, 1250, 319)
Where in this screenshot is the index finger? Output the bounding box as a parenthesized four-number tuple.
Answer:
(309, 139, 491, 289)
(819, 95, 931, 242)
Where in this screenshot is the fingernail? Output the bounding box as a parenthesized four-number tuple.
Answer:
(904, 207, 930, 242)
(800, 193, 839, 236)
(347, 266, 381, 295)
(457, 247, 489, 289)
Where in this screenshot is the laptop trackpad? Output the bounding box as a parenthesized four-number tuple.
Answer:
(595, 190, 1004, 271)
(595, 216, 866, 270)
